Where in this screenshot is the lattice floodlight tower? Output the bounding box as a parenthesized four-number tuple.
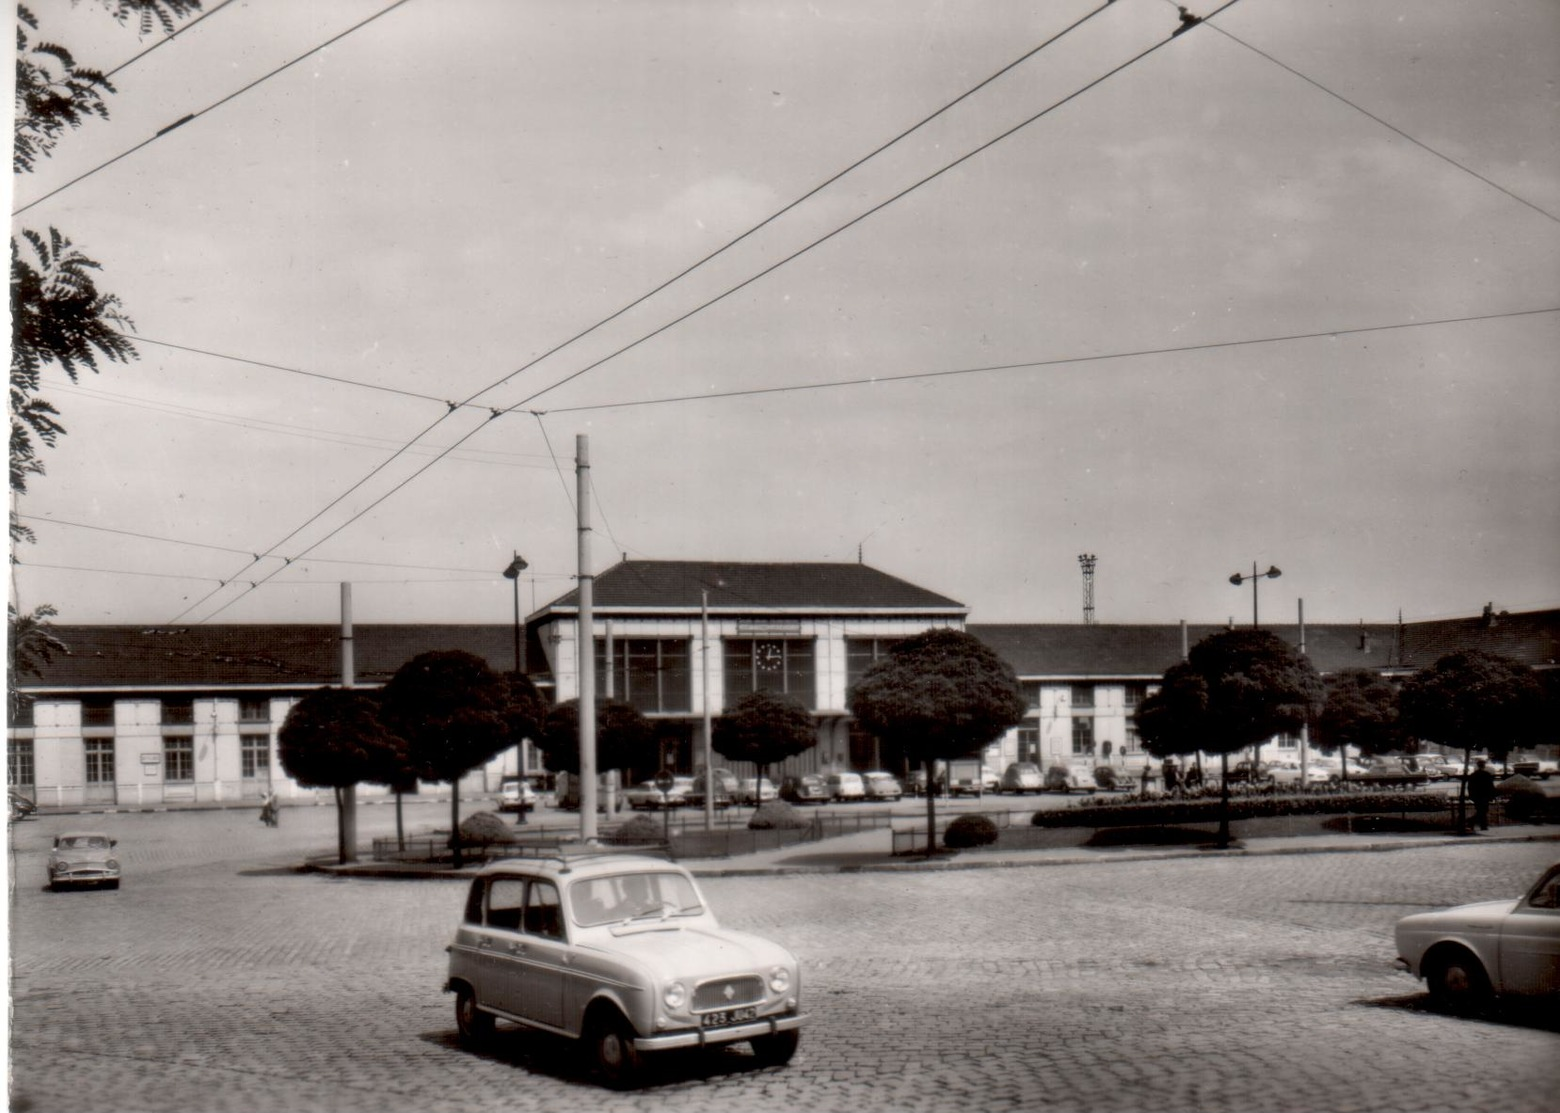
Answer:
(1078, 554, 1097, 627)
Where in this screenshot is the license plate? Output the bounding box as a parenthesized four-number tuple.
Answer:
(700, 1006, 758, 1028)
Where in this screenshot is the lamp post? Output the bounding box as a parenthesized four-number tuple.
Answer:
(503, 553, 528, 824)
(502, 553, 528, 674)
(1228, 562, 1281, 627)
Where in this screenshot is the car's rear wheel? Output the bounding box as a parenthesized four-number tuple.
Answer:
(589, 1010, 642, 1089)
(1426, 949, 1492, 1015)
(749, 1028, 800, 1068)
(454, 986, 493, 1046)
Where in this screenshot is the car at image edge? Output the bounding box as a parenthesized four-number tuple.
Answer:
(446, 851, 804, 1088)
(48, 831, 121, 891)
(1394, 861, 1560, 1013)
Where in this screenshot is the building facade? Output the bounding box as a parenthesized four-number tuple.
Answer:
(9, 560, 1558, 807)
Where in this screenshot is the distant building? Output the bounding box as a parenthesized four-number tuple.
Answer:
(8, 560, 1557, 808)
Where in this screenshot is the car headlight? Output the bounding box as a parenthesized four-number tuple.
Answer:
(768, 966, 791, 993)
(663, 981, 686, 1009)
(53, 860, 70, 873)
(106, 859, 120, 871)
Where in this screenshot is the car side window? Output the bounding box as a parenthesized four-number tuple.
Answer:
(525, 880, 563, 939)
(487, 877, 527, 932)
(1528, 877, 1560, 910)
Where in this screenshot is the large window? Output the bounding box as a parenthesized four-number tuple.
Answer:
(85, 739, 115, 784)
(82, 700, 115, 727)
(1070, 684, 1094, 709)
(161, 700, 194, 726)
(595, 639, 691, 714)
(1017, 727, 1040, 764)
(8, 740, 35, 789)
(1071, 717, 1095, 756)
(241, 734, 270, 779)
(1124, 721, 1141, 753)
(845, 638, 901, 691)
(239, 699, 269, 723)
(1124, 683, 1146, 708)
(163, 737, 194, 782)
(724, 639, 815, 709)
(1020, 681, 1042, 711)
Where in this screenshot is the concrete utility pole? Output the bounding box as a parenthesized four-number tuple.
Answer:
(1299, 598, 1311, 783)
(339, 583, 358, 863)
(702, 590, 714, 832)
(577, 435, 597, 840)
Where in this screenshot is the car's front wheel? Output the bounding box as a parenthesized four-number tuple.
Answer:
(749, 1028, 800, 1068)
(589, 1011, 643, 1089)
(454, 986, 494, 1047)
(1426, 949, 1492, 1015)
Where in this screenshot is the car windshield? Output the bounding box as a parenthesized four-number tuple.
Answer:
(570, 871, 704, 927)
(59, 835, 109, 850)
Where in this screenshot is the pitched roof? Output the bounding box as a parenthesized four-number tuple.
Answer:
(540, 560, 967, 613)
(968, 610, 1560, 679)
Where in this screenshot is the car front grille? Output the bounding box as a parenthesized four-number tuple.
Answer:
(693, 976, 764, 1012)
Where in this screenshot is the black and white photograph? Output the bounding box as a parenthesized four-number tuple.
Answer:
(8, 1, 1559, 1110)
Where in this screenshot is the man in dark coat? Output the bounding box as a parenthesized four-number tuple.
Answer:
(1467, 759, 1496, 831)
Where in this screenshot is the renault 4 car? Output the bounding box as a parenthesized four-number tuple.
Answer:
(446, 851, 803, 1088)
(48, 831, 120, 891)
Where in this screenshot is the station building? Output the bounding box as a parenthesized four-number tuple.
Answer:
(8, 560, 1557, 808)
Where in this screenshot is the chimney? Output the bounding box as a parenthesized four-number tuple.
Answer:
(1482, 602, 1497, 628)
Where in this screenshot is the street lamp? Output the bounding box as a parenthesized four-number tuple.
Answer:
(502, 553, 528, 674)
(1229, 562, 1281, 627)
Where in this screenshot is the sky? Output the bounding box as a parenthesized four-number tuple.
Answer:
(9, 0, 1560, 631)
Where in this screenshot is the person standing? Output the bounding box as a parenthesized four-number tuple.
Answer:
(1468, 759, 1496, 832)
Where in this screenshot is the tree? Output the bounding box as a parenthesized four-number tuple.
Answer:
(1399, 650, 1545, 831)
(1135, 630, 1323, 848)
(11, 2, 202, 543)
(379, 651, 513, 868)
(1314, 668, 1404, 780)
(539, 699, 658, 781)
(278, 687, 400, 865)
(849, 628, 1026, 857)
(713, 691, 817, 810)
(8, 601, 67, 680)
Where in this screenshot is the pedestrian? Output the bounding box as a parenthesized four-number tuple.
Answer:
(1140, 762, 1152, 794)
(1467, 758, 1496, 832)
(1185, 762, 1204, 791)
(1163, 757, 1181, 796)
(259, 790, 279, 828)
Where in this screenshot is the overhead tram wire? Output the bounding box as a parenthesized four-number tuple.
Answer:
(1200, 20, 1560, 226)
(159, 2, 1129, 624)
(537, 306, 1560, 415)
(103, 0, 243, 79)
(12, 0, 417, 218)
(178, 2, 1245, 626)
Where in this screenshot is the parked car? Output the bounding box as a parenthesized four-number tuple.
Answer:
(1001, 762, 1044, 794)
(905, 769, 945, 797)
(1266, 758, 1331, 787)
(447, 851, 804, 1088)
(1045, 765, 1097, 794)
(1224, 760, 1274, 785)
(693, 767, 740, 799)
(48, 831, 121, 891)
(825, 771, 866, 801)
(624, 776, 695, 810)
(861, 772, 903, 801)
(736, 777, 778, 805)
(779, 774, 830, 804)
(1394, 861, 1560, 1013)
(497, 777, 537, 813)
(9, 790, 37, 822)
(682, 777, 736, 810)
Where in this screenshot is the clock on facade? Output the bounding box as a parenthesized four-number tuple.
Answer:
(756, 642, 783, 671)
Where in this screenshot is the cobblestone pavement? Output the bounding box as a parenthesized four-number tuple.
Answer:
(7, 808, 1557, 1113)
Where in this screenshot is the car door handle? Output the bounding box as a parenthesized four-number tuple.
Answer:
(509, 942, 526, 955)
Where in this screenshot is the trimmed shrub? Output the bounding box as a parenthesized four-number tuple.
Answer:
(458, 811, 515, 845)
(1093, 766, 1118, 790)
(944, 814, 999, 849)
(748, 800, 808, 830)
(610, 814, 666, 843)
(1031, 791, 1449, 828)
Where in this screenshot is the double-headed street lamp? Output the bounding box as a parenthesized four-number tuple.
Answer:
(1229, 562, 1281, 627)
(502, 553, 529, 675)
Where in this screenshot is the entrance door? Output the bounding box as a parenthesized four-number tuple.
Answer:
(83, 739, 116, 805)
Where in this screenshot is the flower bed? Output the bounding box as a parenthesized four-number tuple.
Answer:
(1030, 790, 1451, 828)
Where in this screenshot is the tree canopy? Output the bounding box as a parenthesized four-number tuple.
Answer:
(850, 628, 1025, 856)
(378, 651, 513, 784)
(1314, 668, 1404, 761)
(278, 687, 399, 790)
(538, 699, 657, 777)
(1398, 650, 1544, 763)
(713, 691, 817, 785)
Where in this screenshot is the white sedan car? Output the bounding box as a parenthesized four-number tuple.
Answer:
(1266, 758, 1331, 787)
(1394, 862, 1560, 1013)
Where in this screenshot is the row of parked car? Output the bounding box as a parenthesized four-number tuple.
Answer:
(623, 770, 908, 809)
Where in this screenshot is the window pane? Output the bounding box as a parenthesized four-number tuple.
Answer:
(8, 740, 36, 788)
(1071, 717, 1094, 755)
(526, 881, 563, 939)
(85, 740, 114, 783)
(164, 738, 194, 782)
(1070, 684, 1094, 708)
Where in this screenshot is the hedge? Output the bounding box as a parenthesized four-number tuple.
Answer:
(1031, 791, 1449, 829)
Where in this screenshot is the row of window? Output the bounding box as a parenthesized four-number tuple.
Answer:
(7, 735, 271, 788)
(13, 698, 273, 729)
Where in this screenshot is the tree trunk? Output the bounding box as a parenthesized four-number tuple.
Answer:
(395, 792, 405, 851)
(1457, 745, 1472, 833)
(340, 782, 358, 864)
(334, 786, 346, 864)
(450, 783, 463, 869)
(757, 762, 768, 817)
(924, 757, 937, 858)
(1217, 753, 1231, 849)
